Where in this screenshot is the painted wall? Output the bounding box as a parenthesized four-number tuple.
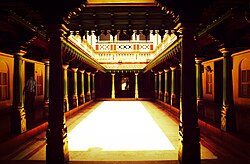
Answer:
(0, 52, 46, 138)
(0, 53, 14, 111)
(201, 49, 250, 134)
(231, 49, 250, 134)
(202, 61, 216, 102)
(34, 61, 45, 105)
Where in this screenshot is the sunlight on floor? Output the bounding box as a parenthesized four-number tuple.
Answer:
(68, 101, 175, 151)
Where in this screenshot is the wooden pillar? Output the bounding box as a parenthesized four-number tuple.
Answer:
(135, 72, 139, 99)
(178, 26, 200, 163)
(46, 24, 69, 164)
(71, 68, 78, 108)
(62, 64, 69, 112)
(111, 73, 115, 98)
(170, 66, 177, 106)
(195, 58, 205, 118)
(158, 71, 163, 100)
(91, 73, 95, 99)
(154, 72, 158, 99)
(164, 69, 170, 103)
(86, 72, 91, 101)
(220, 48, 235, 131)
(79, 70, 85, 104)
(42, 59, 50, 118)
(11, 50, 27, 134)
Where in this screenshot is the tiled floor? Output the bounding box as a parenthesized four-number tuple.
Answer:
(0, 101, 218, 163)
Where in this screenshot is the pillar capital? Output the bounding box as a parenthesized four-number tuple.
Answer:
(164, 69, 170, 73)
(62, 64, 69, 70)
(154, 72, 158, 76)
(111, 73, 115, 76)
(42, 59, 50, 65)
(86, 72, 91, 75)
(71, 67, 78, 72)
(14, 50, 26, 56)
(13, 50, 26, 59)
(170, 66, 177, 71)
(135, 72, 139, 76)
(79, 70, 85, 74)
(91, 73, 95, 77)
(195, 57, 204, 64)
(158, 71, 163, 75)
(219, 48, 232, 55)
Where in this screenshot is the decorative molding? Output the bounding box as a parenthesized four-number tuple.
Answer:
(61, 37, 106, 72)
(143, 38, 182, 72)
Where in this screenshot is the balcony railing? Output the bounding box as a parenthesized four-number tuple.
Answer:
(68, 34, 177, 64)
(154, 34, 177, 57)
(96, 53, 154, 63)
(96, 41, 154, 52)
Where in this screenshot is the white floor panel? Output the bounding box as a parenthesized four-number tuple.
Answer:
(68, 101, 175, 151)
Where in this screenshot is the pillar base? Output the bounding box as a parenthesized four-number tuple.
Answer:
(135, 91, 139, 99)
(11, 106, 27, 134)
(221, 105, 236, 132)
(79, 94, 85, 104)
(171, 94, 177, 107)
(71, 95, 78, 108)
(197, 99, 205, 119)
(155, 90, 158, 99)
(86, 92, 91, 101)
(46, 126, 69, 164)
(91, 90, 95, 99)
(164, 91, 169, 103)
(158, 91, 163, 100)
(63, 98, 69, 112)
(178, 122, 200, 164)
(43, 101, 49, 119)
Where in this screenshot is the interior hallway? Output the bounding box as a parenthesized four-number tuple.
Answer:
(0, 100, 241, 164)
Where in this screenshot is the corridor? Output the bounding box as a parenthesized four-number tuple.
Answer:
(0, 101, 218, 163)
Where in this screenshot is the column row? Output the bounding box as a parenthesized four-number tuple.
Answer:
(62, 65, 95, 112)
(110, 72, 139, 99)
(154, 66, 179, 107)
(154, 49, 235, 132)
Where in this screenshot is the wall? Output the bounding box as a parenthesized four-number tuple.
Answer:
(34, 61, 45, 107)
(202, 61, 215, 102)
(201, 49, 250, 133)
(231, 49, 250, 134)
(0, 52, 14, 111)
(95, 71, 154, 99)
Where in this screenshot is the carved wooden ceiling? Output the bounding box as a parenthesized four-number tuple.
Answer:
(0, 0, 249, 61)
(66, 3, 177, 33)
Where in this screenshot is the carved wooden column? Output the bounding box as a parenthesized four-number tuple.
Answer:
(79, 70, 85, 104)
(11, 50, 27, 134)
(195, 57, 205, 118)
(91, 73, 95, 99)
(42, 59, 50, 118)
(62, 64, 69, 112)
(86, 72, 91, 101)
(170, 66, 177, 106)
(154, 72, 158, 99)
(71, 67, 78, 108)
(111, 73, 115, 98)
(158, 71, 163, 100)
(178, 26, 200, 163)
(46, 24, 69, 164)
(164, 69, 170, 103)
(135, 72, 139, 99)
(220, 48, 235, 131)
